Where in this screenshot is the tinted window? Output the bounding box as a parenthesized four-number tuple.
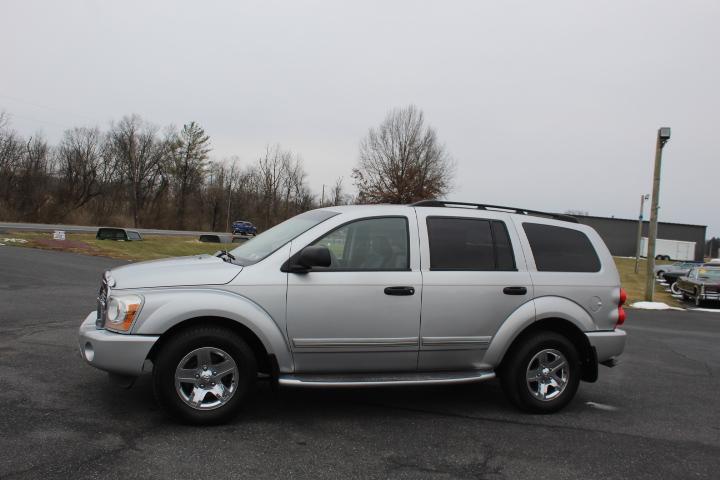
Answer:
(96, 228, 126, 240)
(523, 223, 600, 272)
(313, 217, 409, 270)
(427, 217, 516, 271)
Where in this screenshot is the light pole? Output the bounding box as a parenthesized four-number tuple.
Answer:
(644, 127, 671, 301)
(634, 193, 650, 273)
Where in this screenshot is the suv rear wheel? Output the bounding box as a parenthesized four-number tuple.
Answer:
(153, 326, 257, 424)
(499, 331, 580, 413)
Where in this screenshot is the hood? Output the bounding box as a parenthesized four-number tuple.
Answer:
(109, 254, 242, 290)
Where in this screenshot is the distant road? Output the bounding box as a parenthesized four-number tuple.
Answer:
(0, 221, 227, 237)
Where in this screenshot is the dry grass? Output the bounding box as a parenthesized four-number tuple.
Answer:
(614, 256, 678, 306)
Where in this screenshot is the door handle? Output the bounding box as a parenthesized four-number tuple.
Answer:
(503, 286, 527, 295)
(384, 286, 415, 296)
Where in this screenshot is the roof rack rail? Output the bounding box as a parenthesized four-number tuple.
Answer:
(410, 200, 579, 223)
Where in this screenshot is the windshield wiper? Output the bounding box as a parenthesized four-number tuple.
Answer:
(216, 250, 237, 263)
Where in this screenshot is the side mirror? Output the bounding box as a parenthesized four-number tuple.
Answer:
(287, 245, 332, 273)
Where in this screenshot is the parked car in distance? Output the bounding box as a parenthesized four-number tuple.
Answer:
(96, 227, 142, 241)
(79, 200, 626, 424)
(675, 266, 720, 306)
(654, 261, 699, 279)
(667, 262, 720, 294)
(232, 220, 257, 236)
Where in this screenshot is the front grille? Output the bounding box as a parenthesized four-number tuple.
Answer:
(96, 278, 108, 329)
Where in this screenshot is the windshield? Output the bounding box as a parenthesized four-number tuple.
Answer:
(229, 210, 338, 265)
(697, 268, 720, 280)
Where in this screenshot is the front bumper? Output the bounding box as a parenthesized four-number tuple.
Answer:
(585, 329, 626, 363)
(78, 312, 159, 376)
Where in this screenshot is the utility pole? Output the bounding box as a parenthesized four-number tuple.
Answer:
(644, 127, 671, 301)
(225, 183, 232, 232)
(634, 194, 650, 273)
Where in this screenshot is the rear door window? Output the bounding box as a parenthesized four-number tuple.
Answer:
(426, 217, 516, 271)
(522, 223, 600, 272)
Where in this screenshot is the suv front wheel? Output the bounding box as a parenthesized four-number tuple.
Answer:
(153, 326, 257, 424)
(499, 331, 581, 413)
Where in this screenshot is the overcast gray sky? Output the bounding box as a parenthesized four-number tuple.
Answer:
(1, 0, 718, 236)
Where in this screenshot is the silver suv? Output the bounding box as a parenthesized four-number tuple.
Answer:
(79, 200, 627, 424)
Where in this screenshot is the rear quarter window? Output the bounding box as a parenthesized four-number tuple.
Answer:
(523, 223, 601, 273)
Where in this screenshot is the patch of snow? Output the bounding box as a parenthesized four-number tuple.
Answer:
(688, 308, 720, 313)
(1, 238, 28, 244)
(629, 301, 685, 311)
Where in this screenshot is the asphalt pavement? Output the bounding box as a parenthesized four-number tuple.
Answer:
(1, 246, 719, 479)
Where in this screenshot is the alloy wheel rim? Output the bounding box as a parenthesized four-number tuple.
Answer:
(526, 348, 569, 402)
(174, 346, 239, 410)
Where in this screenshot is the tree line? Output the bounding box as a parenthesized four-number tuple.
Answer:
(0, 105, 454, 232)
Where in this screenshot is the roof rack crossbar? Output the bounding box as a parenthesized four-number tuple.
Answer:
(410, 200, 579, 223)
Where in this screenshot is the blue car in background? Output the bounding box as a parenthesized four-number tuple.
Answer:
(232, 220, 257, 236)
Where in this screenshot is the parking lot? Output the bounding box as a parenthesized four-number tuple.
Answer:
(1, 246, 719, 479)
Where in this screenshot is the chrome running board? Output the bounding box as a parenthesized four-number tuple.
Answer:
(277, 370, 495, 388)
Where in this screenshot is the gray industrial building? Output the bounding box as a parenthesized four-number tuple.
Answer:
(574, 215, 707, 261)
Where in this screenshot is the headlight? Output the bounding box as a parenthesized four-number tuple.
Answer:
(104, 294, 143, 333)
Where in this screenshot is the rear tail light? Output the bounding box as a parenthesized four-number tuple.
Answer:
(616, 287, 627, 327)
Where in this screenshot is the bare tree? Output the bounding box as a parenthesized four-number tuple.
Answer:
(0, 113, 23, 207)
(167, 121, 211, 229)
(255, 145, 291, 229)
(55, 127, 114, 217)
(108, 115, 168, 227)
(352, 105, 454, 204)
(205, 158, 242, 231)
(281, 152, 307, 217)
(0, 109, 327, 230)
(329, 177, 349, 206)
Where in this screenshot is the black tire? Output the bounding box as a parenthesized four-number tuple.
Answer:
(670, 282, 681, 295)
(656, 270, 665, 278)
(499, 331, 581, 414)
(153, 326, 257, 425)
